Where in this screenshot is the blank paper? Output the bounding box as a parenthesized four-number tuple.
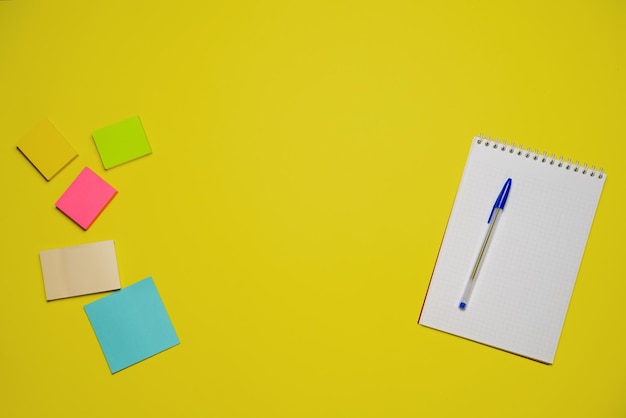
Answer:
(55, 167, 117, 230)
(16, 119, 78, 181)
(92, 116, 152, 169)
(84, 277, 179, 374)
(39, 240, 121, 301)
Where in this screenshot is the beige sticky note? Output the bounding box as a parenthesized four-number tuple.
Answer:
(39, 240, 121, 301)
(17, 119, 78, 181)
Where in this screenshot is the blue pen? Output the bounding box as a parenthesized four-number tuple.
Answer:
(459, 178, 512, 310)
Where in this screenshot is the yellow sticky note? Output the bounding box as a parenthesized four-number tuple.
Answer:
(16, 119, 78, 181)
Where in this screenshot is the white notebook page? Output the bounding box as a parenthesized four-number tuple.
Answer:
(419, 137, 605, 363)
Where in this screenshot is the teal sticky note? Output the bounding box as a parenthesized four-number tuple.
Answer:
(92, 116, 152, 169)
(84, 277, 179, 373)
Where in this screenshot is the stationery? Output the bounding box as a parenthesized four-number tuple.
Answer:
(16, 119, 78, 181)
(92, 116, 152, 169)
(419, 136, 606, 363)
(56, 167, 117, 230)
(39, 240, 121, 301)
(459, 178, 511, 310)
(84, 277, 179, 373)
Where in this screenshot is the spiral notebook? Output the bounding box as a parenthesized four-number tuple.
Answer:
(419, 136, 606, 364)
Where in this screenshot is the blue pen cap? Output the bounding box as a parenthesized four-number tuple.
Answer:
(488, 178, 512, 223)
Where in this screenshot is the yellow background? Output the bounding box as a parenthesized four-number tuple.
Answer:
(1, 1, 624, 417)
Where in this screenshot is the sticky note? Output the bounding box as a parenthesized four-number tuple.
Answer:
(39, 240, 121, 301)
(92, 116, 152, 169)
(84, 277, 179, 373)
(56, 167, 117, 230)
(16, 119, 78, 180)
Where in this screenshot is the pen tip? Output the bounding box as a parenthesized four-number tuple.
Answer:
(459, 302, 467, 310)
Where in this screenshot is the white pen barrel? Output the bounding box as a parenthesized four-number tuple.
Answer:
(459, 277, 477, 309)
(459, 207, 502, 309)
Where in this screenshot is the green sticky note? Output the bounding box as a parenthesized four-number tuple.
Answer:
(92, 116, 152, 169)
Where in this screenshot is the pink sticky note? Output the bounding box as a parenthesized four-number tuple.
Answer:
(56, 167, 117, 230)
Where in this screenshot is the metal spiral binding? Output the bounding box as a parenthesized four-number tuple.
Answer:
(476, 134, 604, 179)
